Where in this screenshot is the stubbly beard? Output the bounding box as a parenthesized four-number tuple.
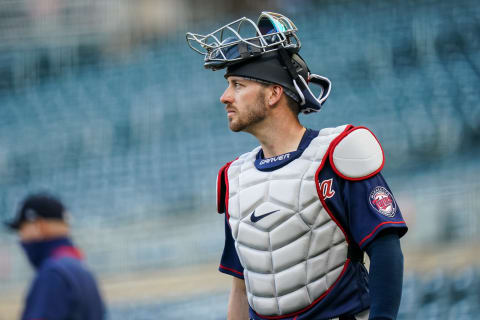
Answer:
(228, 90, 267, 132)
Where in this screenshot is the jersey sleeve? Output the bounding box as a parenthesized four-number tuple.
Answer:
(219, 215, 244, 279)
(22, 268, 72, 320)
(342, 172, 408, 249)
(318, 159, 407, 251)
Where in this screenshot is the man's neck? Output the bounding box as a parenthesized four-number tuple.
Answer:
(251, 119, 306, 158)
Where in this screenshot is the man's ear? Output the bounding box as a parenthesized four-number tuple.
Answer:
(267, 84, 284, 107)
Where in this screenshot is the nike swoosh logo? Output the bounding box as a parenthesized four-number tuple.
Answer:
(250, 209, 280, 223)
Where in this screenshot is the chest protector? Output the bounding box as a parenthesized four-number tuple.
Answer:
(224, 125, 350, 317)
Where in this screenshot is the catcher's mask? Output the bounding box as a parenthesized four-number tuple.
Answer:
(186, 12, 331, 114)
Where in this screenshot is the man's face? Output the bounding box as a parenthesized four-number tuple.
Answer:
(18, 220, 44, 242)
(220, 76, 268, 132)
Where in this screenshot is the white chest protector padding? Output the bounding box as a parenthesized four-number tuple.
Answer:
(226, 126, 349, 316)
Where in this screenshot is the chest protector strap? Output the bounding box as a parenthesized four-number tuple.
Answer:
(216, 161, 233, 214)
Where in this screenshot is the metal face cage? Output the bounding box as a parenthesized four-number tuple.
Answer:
(186, 12, 301, 70)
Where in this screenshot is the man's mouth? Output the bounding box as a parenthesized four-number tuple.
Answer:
(226, 106, 236, 116)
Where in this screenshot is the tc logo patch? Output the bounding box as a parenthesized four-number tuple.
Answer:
(369, 186, 397, 217)
(320, 178, 335, 199)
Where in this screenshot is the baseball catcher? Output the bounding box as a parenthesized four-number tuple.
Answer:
(187, 12, 407, 320)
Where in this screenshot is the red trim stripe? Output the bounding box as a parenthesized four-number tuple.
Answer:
(217, 161, 232, 214)
(359, 221, 406, 247)
(224, 161, 234, 223)
(315, 125, 353, 245)
(52, 246, 84, 260)
(219, 264, 243, 276)
(217, 164, 225, 213)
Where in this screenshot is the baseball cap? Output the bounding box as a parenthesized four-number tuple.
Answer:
(4, 193, 66, 230)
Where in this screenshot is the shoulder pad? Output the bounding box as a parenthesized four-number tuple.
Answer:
(216, 161, 233, 213)
(329, 126, 384, 180)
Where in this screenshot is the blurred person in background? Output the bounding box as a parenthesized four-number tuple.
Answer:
(5, 193, 105, 320)
(187, 12, 407, 320)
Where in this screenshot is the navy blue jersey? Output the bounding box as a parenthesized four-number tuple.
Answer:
(21, 237, 105, 320)
(219, 128, 407, 320)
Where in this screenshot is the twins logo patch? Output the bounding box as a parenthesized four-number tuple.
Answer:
(369, 186, 397, 217)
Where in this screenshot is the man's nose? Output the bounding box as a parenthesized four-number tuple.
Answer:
(220, 87, 233, 104)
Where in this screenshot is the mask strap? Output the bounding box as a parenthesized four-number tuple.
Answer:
(277, 48, 331, 114)
(277, 48, 301, 81)
(293, 74, 331, 114)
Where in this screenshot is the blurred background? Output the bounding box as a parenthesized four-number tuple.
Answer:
(0, 0, 479, 319)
